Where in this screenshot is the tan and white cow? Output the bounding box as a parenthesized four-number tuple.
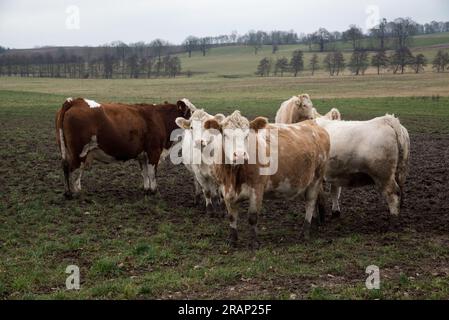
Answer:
(204, 111, 330, 248)
(176, 108, 225, 213)
(55, 97, 192, 198)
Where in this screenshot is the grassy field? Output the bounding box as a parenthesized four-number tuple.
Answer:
(0, 74, 448, 299)
(178, 32, 449, 77)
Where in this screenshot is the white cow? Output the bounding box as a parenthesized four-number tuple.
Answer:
(275, 94, 314, 124)
(315, 115, 410, 217)
(176, 108, 225, 214)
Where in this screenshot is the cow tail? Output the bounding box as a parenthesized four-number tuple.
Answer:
(385, 115, 410, 207)
(56, 98, 75, 191)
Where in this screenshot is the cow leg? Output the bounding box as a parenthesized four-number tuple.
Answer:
(204, 189, 215, 215)
(224, 197, 239, 247)
(303, 181, 321, 240)
(147, 150, 161, 195)
(62, 160, 73, 199)
(72, 162, 85, 194)
(380, 177, 401, 216)
(248, 187, 263, 250)
(193, 178, 203, 206)
(138, 155, 151, 195)
(330, 185, 342, 219)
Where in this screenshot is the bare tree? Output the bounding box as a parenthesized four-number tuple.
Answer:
(310, 53, 319, 75)
(432, 50, 449, 72)
(256, 57, 272, 77)
(348, 50, 369, 75)
(371, 49, 389, 74)
(343, 25, 364, 50)
(183, 36, 198, 57)
(290, 50, 304, 77)
(411, 53, 427, 73)
(274, 57, 289, 76)
(313, 28, 331, 52)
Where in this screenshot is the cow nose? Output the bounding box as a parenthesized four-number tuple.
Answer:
(233, 151, 248, 162)
(194, 140, 206, 148)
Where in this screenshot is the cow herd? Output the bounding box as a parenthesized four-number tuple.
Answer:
(55, 95, 410, 249)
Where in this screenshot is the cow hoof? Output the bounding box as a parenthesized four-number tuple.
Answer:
(193, 194, 202, 207)
(227, 229, 238, 247)
(63, 191, 73, 200)
(302, 221, 311, 240)
(249, 240, 260, 251)
(331, 210, 341, 219)
(145, 189, 159, 197)
(206, 203, 215, 216)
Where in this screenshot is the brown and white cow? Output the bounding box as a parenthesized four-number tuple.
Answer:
(204, 111, 330, 249)
(55, 97, 192, 198)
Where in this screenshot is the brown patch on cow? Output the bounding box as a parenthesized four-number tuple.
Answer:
(250, 117, 268, 131)
(204, 119, 221, 131)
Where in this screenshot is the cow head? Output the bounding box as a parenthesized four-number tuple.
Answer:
(294, 94, 314, 121)
(176, 99, 194, 119)
(176, 109, 225, 149)
(205, 110, 252, 165)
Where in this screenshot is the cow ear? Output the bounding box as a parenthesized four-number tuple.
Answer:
(250, 117, 268, 131)
(175, 117, 191, 129)
(214, 113, 225, 123)
(204, 119, 221, 131)
(177, 100, 187, 111)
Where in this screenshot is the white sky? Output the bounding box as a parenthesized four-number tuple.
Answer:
(1, 0, 448, 48)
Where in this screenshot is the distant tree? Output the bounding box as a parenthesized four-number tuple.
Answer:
(256, 57, 272, 77)
(389, 47, 414, 74)
(313, 28, 331, 52)
(309, 53, 319, 75)
(391, 18, 417, 49)
(371, 49, 389, 74)
(199, 37, 212, 56)
(432, 50, 449, 72)
(290, 50, 304, 77)
(183, 36, 198, 57)
(348, 50, 369, 75)
(150, 39, 166, 61)
(102, 54, 114, 79)
(127, 55, 139, 78)
(274, 57, 289, 76)
(324, 51, 345, 76)
(168, 56, 181, 77)
(370, 18, 389, 50)
(248, 30, 265, 55)
(410, 53, 427, 73)
(343, 25, 364, 49)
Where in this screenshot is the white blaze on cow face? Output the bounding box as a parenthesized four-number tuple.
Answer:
(84, 99, 101, 108)
(219, 111, 250, 165)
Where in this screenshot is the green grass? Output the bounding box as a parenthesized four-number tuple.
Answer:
(0, 76, 448, 299)
(177, 32, 449, 77)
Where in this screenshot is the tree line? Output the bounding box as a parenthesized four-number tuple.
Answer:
(0, 41, 182, 79)
(256, 49, 449, 77)
(1, 17, 449, 78)
(182, 18, 449, 56)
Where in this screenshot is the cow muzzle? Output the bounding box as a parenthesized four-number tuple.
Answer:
(232, 151, 249, 163)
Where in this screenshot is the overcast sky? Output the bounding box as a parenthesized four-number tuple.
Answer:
(1, 0, 449, 49)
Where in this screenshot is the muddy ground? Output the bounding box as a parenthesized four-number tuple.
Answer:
(1, 112, 448, 298)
